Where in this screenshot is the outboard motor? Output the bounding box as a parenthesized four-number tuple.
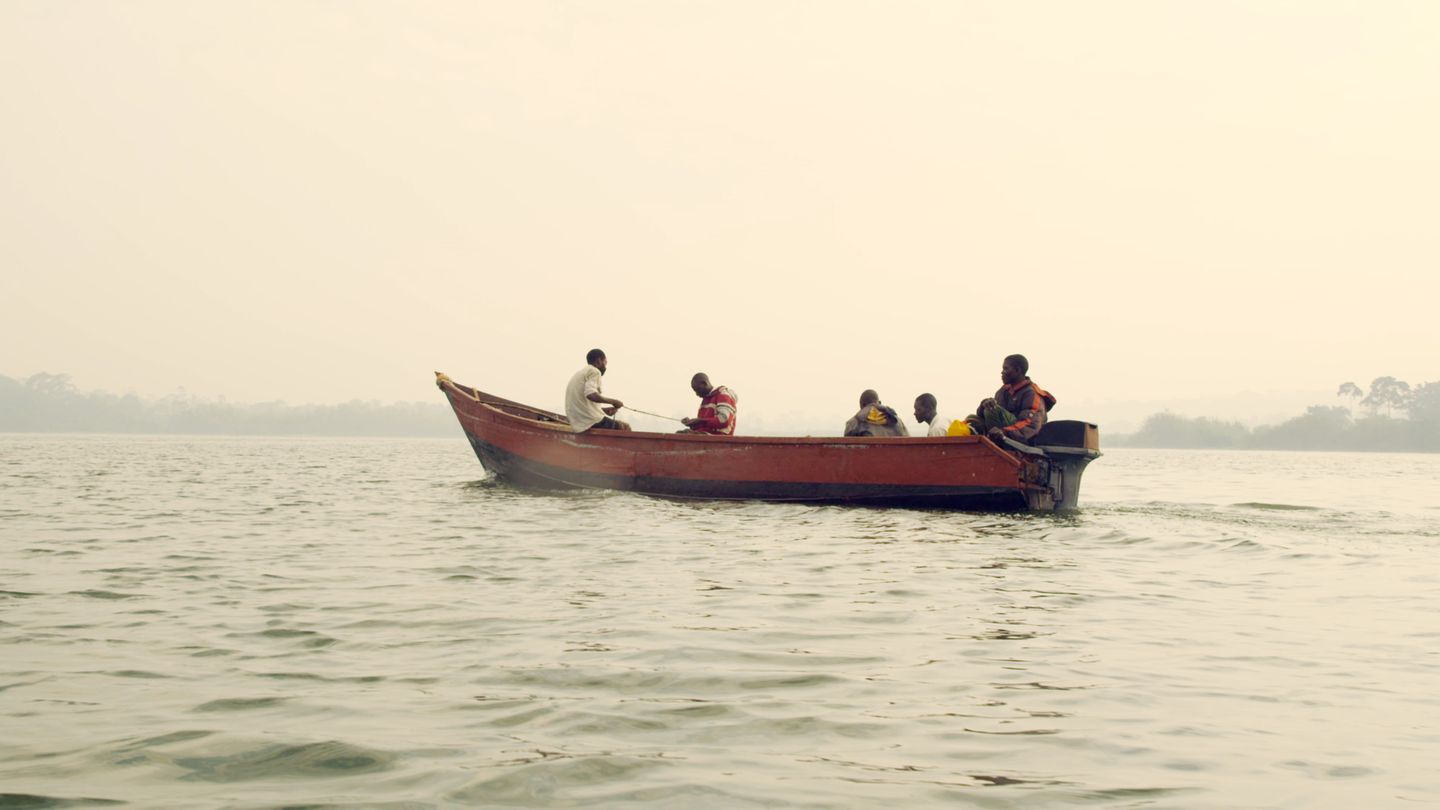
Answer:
(1002, 420, 1102, 511)
(1031, 421, 1101, 510)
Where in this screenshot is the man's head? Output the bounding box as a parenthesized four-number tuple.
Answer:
(586, 348, 607, 374)
(859, 389, 879, 408)
(1001, 354, 1028, 386)
(690, 372, 713, 398)
(914, 393, 937, 424)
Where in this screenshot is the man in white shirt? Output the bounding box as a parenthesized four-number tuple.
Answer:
(565, 348, 630, 432)
(914, 393, 969, 437)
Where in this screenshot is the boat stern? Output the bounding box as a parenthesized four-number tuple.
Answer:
(1007, 420, 1102, 511)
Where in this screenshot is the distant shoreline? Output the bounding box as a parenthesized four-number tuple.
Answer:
(1, 373, 456, 438)
(1102, 440, 1438, 454)
(4, 372, 1436, 450)
(0, 431, 456, 440)
(3, 430, 1436, 454)
(1104, 407, 1438, 454)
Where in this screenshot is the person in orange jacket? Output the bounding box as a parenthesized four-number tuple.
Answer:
(970, 354, 1055, 444)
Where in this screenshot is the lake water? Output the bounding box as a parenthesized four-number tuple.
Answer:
(2, 435, 1437, 808)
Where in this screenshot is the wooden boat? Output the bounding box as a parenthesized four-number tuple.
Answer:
(436, 373, 1101, 511)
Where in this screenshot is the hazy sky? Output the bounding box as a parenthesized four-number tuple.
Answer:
(4, 2, 1437, 432)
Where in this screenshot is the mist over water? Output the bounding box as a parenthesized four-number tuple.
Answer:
(2, 435, 1437, 807)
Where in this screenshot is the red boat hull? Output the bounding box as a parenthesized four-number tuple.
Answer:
(437, 378, 1094, 511)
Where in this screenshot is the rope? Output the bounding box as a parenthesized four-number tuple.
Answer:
(622, 406, 685, 423)
(434, 371, 479, 401)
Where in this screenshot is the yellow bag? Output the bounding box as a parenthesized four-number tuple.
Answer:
(946, 420, 973, 437)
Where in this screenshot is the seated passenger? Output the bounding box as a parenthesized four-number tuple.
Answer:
(913, 393, 972, 437)
(845, 390, 909, 437)
(967, 354, 1054, 444)
(679, 373, 738, 435)
(565, 348, 631, 432)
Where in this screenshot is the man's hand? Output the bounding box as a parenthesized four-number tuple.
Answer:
(986, 427, 1006, 442)
(681, 417, 695, 427)
(603, 406, 617, 416)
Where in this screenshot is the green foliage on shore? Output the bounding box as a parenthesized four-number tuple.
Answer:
(1111, 377, 1440, 452)
(0, 373, 455, 437)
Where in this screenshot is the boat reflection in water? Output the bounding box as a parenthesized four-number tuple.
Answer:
(436, 373, 1101, 512)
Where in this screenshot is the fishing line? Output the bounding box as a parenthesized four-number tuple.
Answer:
(620, 406, 685, 423)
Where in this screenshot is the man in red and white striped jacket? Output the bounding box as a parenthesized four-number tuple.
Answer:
(680, 373, 738, 435)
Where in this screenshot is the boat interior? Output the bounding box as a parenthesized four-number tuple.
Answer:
(441, 375, 1098, 453)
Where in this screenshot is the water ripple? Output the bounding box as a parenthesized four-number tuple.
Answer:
(173, 741, 396, 782)
(1, 437, 1436, 807)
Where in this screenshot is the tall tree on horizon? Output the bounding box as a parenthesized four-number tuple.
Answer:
(1361, 376, 1412, 418)
(1337, 381, 1363, 416)
(23, 372, 78, 398)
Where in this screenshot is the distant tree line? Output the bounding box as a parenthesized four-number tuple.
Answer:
(1110, 376, 1440, 452)
(0, 373, 456, 437)
(7, 371, 1437, 449)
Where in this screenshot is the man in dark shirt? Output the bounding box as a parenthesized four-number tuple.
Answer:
(970, 354, 1054, 444)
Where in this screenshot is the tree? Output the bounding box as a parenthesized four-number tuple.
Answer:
(24, 372, 77, 397)
(1411, 382, 1440, 423)
(1125, 412, 1249, 448)
(1337, 381, 1363, 416)
(1251, 405, 1355, 450)
(1361, 376, 1411, 418)
(1409, 382, 1440, 452)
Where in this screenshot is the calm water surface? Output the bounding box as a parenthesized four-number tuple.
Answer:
(2, 435, 1437, 808)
